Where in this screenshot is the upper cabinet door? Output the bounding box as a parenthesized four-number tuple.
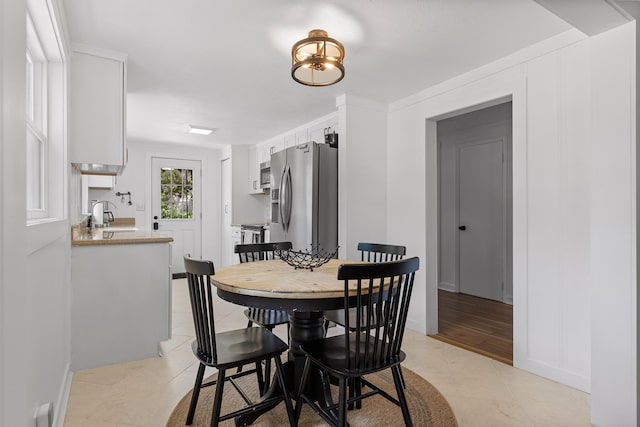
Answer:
(69, 46, 127, 170)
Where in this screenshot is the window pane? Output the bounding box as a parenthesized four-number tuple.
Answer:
(159, 167, 194, 219)
(160, 168, 172, 185)
(26, 54, 34, 121)
(26, 130, 43, 210)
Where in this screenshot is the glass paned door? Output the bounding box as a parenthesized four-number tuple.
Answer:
(152, 157, 202, 275)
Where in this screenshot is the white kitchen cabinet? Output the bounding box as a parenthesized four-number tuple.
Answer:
(70, 44, 128, 175)
(248, 146, 263, 194)
(294, 130, 308, 146)
(85, 174, 115, 189)
(248, 139, 285, 194)
(71, 241, 172, 370)
(284, 133, 295, 149)
(262, 139, 285, 162)
(308, 116, 339, 145)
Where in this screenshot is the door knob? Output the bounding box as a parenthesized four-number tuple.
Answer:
(458, 225, 467, 230)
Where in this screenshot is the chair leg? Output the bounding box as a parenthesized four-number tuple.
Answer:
(186, 363, 206, 425)
(337, 376, 347, 427)
(262, 325, 276, 393)
(263, 358, 272, 394)
(355, 377, 362, 409)
(391, 365, 413, 426)
(294, 357, 312, 423)
(210, 368, 226, 427)
(274, 355, 296, 427)
(236, 319, 255, 375)
(347, 378, 355, 410)
(399, 365, 406, 389)
(255, 361, 265, 394)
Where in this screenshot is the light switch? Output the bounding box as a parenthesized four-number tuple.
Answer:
(136, 203, 145, 211)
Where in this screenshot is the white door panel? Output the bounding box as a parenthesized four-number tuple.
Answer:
(151, 157, 202, 275)
(458, 139, 505, 301)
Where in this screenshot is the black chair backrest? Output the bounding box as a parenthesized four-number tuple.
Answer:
(184, 256, 218, 364)
(357, 242, 406, 262)
(337, 257, 419, 371)
(235, 241, 293, 264)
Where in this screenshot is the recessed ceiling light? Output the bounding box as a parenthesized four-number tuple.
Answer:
(188, 125, 216, 135)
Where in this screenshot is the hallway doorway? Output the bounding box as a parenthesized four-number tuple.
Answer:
(434, 102, 513, 362)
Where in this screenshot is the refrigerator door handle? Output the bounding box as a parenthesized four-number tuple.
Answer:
(284, 167, 292, 232)
(279, 165, 292, 232)
(279, 166, 287, 232)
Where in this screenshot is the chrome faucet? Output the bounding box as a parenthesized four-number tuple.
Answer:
(90, 200, 117, 228)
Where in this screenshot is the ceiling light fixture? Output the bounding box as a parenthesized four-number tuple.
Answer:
(188, 125, 215, 135)
(291, 29, 345, 87)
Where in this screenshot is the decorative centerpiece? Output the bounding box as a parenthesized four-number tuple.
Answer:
(276, 245, 339, 271)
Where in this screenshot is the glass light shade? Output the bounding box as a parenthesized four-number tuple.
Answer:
(291, 29, 345, 86)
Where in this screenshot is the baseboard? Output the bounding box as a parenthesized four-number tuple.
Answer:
(515, 357, 590, 393)
(438, 282, 457, 292)
(54, 364, 73, 427)
(406, 317, 427, 335)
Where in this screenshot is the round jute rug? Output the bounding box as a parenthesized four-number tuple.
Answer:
(166, 367, 458, 426)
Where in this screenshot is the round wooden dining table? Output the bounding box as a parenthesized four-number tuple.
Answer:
(211, 258, 364, 425)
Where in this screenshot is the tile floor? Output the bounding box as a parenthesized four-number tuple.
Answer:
(63, 279, 591, 426)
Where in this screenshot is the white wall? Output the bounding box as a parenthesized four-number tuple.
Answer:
(87, 139, 223, 265)
(388, 28, 590, 382)
(336, 95, 388, 260)
(437, 103, 513, 301)
(589, 23, 637, 427)
(1, 1, 30, 425)
(387, 23, 636, 424)
(2, 1, 73, 426)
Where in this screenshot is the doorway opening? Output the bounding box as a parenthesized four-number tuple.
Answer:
(432, 102, 513, 364)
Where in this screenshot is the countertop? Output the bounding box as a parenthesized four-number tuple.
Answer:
(71, 225, 173, 246)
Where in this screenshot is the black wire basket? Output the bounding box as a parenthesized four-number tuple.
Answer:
(276, 245, 339, 271)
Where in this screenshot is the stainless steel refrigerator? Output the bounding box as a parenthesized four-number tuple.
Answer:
(269, 142, 337, 253)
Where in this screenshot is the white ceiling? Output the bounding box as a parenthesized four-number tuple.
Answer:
(62, 0, 573, 148)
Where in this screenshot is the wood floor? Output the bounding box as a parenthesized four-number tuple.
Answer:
(431, 290, 513, 365)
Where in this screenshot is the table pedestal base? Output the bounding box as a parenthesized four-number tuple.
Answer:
(235, 311, 335, 426)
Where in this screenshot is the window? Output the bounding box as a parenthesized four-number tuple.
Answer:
(26, 13, 48, 218)
(160, 168, 194, 219)
(25, 3, 65, 226)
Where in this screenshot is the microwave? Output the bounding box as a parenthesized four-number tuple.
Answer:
(259, 161, 270, 189)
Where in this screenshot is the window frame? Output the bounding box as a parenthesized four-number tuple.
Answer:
(25, 1, 67, 229)
(26, 12, 49, 220)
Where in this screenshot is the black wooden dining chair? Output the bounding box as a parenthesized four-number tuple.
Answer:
(294, 257, 420, 427)
(324, 243, 408, 407)
(324, 242, 406, 332)
(234, 241, 292, 392)
(183, 256, 295, 427)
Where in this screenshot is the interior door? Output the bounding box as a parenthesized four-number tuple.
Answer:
(151, 157, 202, 276)
(457, 139, 505, 301)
